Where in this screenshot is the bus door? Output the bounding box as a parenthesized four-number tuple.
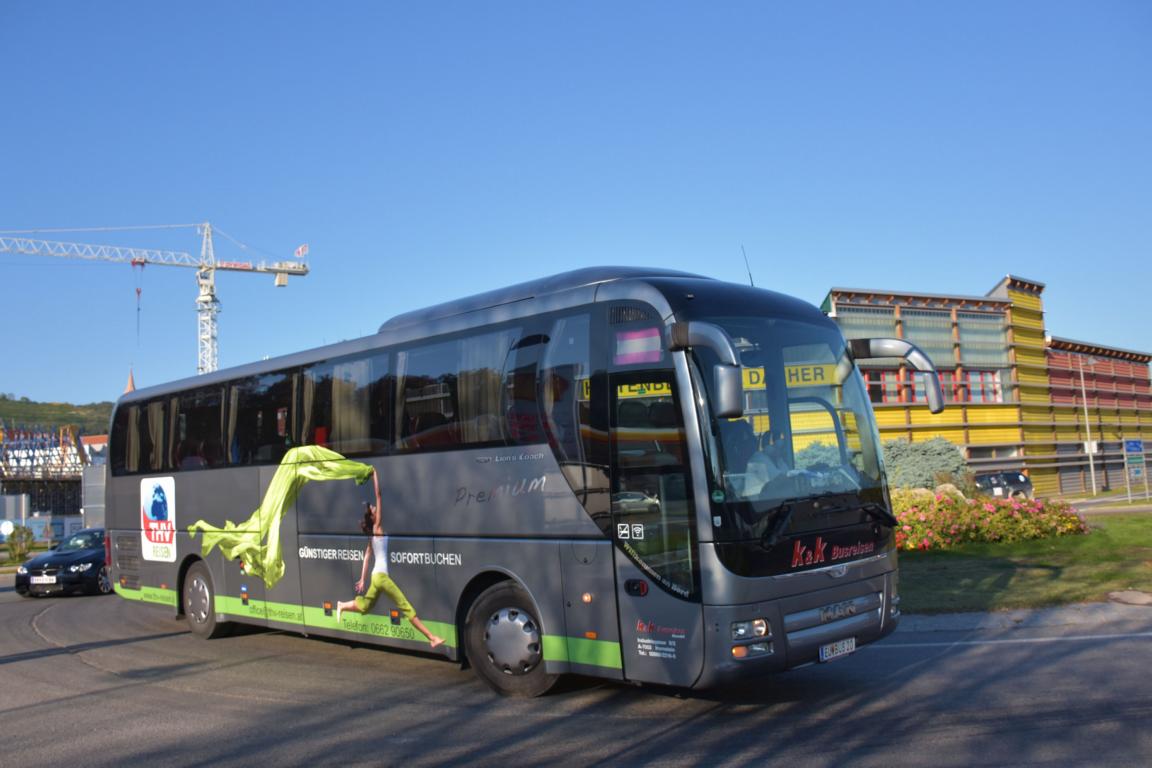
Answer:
(609, 366, 703, 687)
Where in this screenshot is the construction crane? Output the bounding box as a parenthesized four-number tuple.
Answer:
(0, 222, 308, 374)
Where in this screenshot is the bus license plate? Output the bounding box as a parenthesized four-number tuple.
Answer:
(30, 575, 56, 585)
(819, 637, 855, 662)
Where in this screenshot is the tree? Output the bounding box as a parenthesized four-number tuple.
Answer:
(5, 526, 35, 562)
(882, 437, 968, 490)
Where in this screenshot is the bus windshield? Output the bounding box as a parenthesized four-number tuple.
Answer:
(694, 316, 886, 542)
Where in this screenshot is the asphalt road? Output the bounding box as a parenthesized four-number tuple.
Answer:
(2, 576, 1151, 767)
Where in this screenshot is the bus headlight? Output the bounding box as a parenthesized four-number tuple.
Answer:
(731, 618, 770, 640)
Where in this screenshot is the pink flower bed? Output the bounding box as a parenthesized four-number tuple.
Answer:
(891, 489, 1089, 552)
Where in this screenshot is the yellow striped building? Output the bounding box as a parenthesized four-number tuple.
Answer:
(821, 276, 1152, 496)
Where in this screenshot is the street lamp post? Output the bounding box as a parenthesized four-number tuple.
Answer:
(1077, 355, 1098, 496)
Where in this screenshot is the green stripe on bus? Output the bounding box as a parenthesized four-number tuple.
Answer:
(114, 583, 178, 607)
(543, 635, 623, 670)
(118, 588, 618, 669)
(213, 597, 459, 647)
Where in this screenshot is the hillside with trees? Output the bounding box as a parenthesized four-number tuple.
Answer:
(0, 394, 114, 435)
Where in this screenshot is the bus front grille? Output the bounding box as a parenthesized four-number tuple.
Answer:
(783, 592, 884, 650)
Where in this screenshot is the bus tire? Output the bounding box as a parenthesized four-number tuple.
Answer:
(183, 561, 232, 639)
(465, 581, 558, 697)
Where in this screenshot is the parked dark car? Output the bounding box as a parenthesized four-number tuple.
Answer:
(14, 528, 112, 597)
(974, 471, 1034, 500)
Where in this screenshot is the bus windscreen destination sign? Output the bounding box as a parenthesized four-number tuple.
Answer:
(742, 365, 838, 390)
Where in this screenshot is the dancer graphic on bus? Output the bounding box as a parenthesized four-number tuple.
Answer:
(336, 469, 444, 649)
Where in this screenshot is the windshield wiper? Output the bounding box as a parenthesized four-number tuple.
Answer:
(759, 499, 800, 551)
(757, 496, 897, 551)
(861, 502, 899, 528)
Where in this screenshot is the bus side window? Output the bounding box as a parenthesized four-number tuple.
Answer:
(397, 327, 519, 452)
(503, 332, 548, 445)
(396, 340, 459, 451)
(228, 371, 297, 466)
(112, 402, 165, 475)
(302, 353, 386, 456)
(171, 386, 225, 470)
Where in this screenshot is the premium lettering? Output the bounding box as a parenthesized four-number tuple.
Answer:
(455, 475, 547, 507)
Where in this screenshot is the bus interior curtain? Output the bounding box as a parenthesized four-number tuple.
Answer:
(332, 359, 370, 453)
(147, 401, 165, 471)
(301, 373, 315, 445)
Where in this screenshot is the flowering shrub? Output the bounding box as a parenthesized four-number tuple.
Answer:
(891, 489, 1090, 552)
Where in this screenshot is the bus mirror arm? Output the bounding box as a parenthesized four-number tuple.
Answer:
(668, 321, 744, 418)
(850, 337, 946, 414)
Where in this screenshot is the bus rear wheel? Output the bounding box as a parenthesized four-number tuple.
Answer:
(183, 561, 232, 639)
(465, 582, 558, 697)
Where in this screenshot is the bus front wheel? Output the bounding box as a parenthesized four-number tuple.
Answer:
(465, 582, 558, 697)
(183, 561, 232, 639)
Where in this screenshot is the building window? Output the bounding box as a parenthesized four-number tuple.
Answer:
(966, 370, 1003, 403)
(957, 312, 1009, 368)
(861, 369, 900, 404)
(902, 310, 954, 370)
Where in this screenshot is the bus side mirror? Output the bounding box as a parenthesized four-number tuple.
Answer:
(667, 321, 745, 419)
(850, 337, 946, 414)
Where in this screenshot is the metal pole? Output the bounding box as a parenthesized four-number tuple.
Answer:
(1078, 356, 1097, 496)
(1124, 436, 1133, 504)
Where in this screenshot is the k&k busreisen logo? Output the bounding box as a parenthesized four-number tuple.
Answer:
(141, 477, 177, 563)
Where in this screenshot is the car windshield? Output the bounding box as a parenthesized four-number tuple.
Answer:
(57, 532, 100, 552)
(692, 316, 887, 541)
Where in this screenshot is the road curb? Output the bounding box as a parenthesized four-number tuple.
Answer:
(900, 598, 1152, 634)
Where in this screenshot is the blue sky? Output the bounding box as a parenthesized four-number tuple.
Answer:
(2, 2, 1149, 407)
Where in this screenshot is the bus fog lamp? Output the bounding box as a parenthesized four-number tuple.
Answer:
(731, 642, 772, 659)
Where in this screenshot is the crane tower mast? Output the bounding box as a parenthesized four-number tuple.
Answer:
(0, 222, 309, 374)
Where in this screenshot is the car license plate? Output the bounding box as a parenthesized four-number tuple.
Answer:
(30, 575, 57, 585)
(819, 637, 856, 662)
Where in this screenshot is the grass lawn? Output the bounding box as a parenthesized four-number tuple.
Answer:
(899, 514, 1152, 613)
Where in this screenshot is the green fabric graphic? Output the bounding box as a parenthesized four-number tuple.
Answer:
(188, 445, 374, 588)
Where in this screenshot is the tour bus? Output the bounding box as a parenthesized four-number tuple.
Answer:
(107, 266, 943, 696)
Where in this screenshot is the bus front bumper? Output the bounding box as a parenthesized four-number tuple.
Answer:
(695, 571, 899, 689)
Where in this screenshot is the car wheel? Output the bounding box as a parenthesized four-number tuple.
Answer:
(464, 581, 558, 697)
(183, 561, 232, 639)
(94, 564, 114, 595)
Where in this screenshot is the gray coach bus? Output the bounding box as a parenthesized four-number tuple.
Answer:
(107, 267, 943, 696)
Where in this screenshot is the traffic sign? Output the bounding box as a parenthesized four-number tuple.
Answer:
(1125, 439, 1144, 454)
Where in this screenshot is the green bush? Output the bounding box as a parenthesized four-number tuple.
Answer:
(883, 437, 968, 489)
(6, 525, 36, 562)
(892, 488, 1089, 551)
(795, 441, 841, 470)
